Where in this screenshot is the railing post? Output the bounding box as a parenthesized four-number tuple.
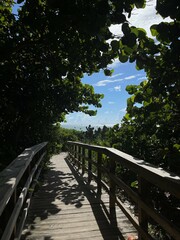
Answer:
(109, 158, 117, 226)
(74, 145, 77, 165)
(97, 152, 102, 197)
(138, 176, 149, 240)
(78, 146, 81, 169)
(71, 144, 73, 157)
(67, 143, 71, 158)
(88, 149, 92, 183)
(11, 188, 17, 239)
(72, 145, 75, 162)
(82, 148, 85, 175)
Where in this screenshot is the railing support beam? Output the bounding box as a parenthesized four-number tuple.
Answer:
(67, 141, 180, 239)
(88, 149, 92, 184)
(138, 176, 149, 240)
(82, 148, 85, 175)
(97, 152, 102, 197)
(109, 158, 117, 226)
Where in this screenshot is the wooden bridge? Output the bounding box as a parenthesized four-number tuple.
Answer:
(0, 142, 180, 240)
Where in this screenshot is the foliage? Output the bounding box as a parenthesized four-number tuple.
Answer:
(1, 1, 179, 238)
(1, 0, 147, 168)
(48, 124, 83, 155)
(83, 125, 111, 146)
(0, 0, 130, 167)
(1, 0, 179, 177)
(106, 1, 180, 175)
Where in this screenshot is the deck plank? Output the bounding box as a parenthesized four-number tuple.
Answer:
(21, 153, 137, 240)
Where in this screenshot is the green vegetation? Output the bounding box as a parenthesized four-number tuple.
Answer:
(48, 124, 83, 155)
(1, 0, 179, 177)
(81, 1, 180, 175)
(0, 0, 142, 167)
(1, 1, 179, 237)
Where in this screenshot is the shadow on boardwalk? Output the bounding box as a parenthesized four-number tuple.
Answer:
(21, 153, 128, 239)
(65, 156, 124, 240)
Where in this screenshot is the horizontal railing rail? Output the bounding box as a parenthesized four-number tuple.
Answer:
(0, 142, 48, 240)
(67, 141, 180, 240)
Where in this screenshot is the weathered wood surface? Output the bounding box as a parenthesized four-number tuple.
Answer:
(67, 141, 180, 240)
(21, 153, 137, 240)
(0, 142, 48, 240)
(68, 141, 180, 198)
(0, 142, 47, 217)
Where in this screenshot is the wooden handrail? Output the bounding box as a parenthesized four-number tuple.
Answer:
(0, 142, 48, 240)
(67, 141, 180, 240)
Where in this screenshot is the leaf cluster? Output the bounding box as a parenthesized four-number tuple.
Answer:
(108, 1, 180, 174)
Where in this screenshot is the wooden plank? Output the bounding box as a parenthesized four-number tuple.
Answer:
(22, 230, 121, 240)
(67, 141, 180, 198)
(106, 148, 180, 198)
(1, 152, 46, 240)
(21, 153, 137, 240)
(0, 142, 48, 216)
(15, 155, 46, 240)
(67, 142, 180, 239)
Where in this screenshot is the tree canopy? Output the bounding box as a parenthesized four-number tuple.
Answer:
(0, 0, 143, 165)
(0, 0, 180, 173)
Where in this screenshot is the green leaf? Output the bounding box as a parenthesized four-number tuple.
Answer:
(138, 28, 147, 38)
(124, 113, 131, 120)
(128, 33, 137, 47)
(111, 40, 119, 51)
(134, 0, 146, 8)
(104, 69, 114, 76)
(122, 23, 130, 35)
(127, 97, 134, 108)
(150, 25, 158, 36)
(131, 180, 138, 188)
(124, 46, 133, 55)
(130, 27, 139, 37)
(130, 95, 135, 103)
(136, 58, 144, 70)
(119, 54, 128, 63)
(134, 92, 144, 103)
(17, 0, 24, 3)
(126, 85, 138, 94)
(173, 144, 180, 151)
(140, 80, 148, 87)
(129, 55, 136, 63)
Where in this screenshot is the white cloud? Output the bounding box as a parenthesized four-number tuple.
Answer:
(109, 25, 123, 38)
(138, 76, 146, 80)
(62, 111, 120, 128)
(120, 108, 126, 112)
(94, 78, 123, 87)
(109, 0, 171, 37)
(128, 1, 171, 37)
(107, 58, 120, 68)
(110, 73, 124, 78)
(124, 75, 136, 80)
(114, 85, 121, 92)
(108, 101, 115, 104)
(95, 79, 114, 87)
(95, 74, 145, 87)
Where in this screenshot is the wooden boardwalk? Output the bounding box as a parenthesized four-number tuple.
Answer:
(21, 153, 136, 240)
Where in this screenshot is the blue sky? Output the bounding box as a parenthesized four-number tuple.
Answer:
(62, 62, 146, 128)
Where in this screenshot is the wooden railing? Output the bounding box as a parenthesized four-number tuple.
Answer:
(67, 141, 180, 240)
(0, 142, 48, 240)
